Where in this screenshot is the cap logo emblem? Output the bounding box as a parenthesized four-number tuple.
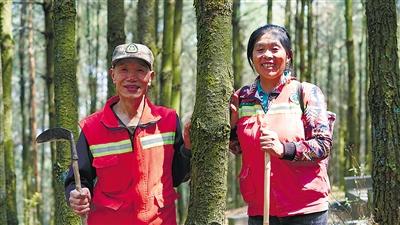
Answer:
(125, 44, 138, 53)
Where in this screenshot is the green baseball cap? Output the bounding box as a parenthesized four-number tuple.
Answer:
(111, 43, 154, 69)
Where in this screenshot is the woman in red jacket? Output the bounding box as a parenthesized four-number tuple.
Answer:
(230, 24, 334, 225)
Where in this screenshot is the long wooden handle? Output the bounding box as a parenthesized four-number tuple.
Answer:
(72, 160, 88, 225)
(263, 152, 271, 225)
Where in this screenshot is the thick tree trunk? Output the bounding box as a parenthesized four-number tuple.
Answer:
(185, 1, 232, 224)
(366, 0, 400, 224)
(53, 1, 80, 224)
(345, 0, 359, 175)
(1, 1, 18, 224)
(160, 0, 175, 107)
(107, 0, 125, 98)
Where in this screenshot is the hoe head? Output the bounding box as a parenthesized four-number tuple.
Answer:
(36, 127, 74, 143)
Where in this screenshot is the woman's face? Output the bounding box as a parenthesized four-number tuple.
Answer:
(252, 32, 289, 81)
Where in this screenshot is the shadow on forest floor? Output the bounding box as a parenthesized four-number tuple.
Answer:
(225, 185, 375, 225)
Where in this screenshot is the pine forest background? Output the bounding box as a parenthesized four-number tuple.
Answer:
(1, 0, 400, 225)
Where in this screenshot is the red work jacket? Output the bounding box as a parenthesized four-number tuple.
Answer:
(80, 96, 178, 225)
(235, 78, 332, 217)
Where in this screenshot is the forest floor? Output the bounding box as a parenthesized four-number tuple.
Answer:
(224, 186, 374, 225)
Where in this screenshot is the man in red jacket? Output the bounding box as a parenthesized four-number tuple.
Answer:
(65, 43, 191, 225)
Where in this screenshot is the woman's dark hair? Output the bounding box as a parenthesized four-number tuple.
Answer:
(247, 24, 293, 72)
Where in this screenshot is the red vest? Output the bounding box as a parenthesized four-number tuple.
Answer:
(80, 96, 178, 225)
(236, 81, 330, 217)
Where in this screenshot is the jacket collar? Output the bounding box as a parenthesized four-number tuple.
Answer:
(100, 96, 161, 128)
(240, 75, 297, 101)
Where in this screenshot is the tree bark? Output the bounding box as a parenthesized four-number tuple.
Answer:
(232, 0, 244, 208)
(284, 0, 291, 36)
(1, 1, 18, 223)
(185, 1, 232, 224)
(345, 0, 359, 175)
(137, 0, 159, 103)
(366, 0, 400, 224)
(266, 0, 272, 23)
(305, 0, 313, 82)
(53, 1, 80, 224)
(160, 0, 175, 107)
(107, 0, 125, 98)
(171, 0, 182, 114)
(298, 0, 305, 80)
(0, 4, 6, 221)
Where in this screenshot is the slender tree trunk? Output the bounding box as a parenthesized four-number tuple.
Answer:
(284, 0, 291, 36)
(171, 0, 182, 114)
(43, 1, 56, 221)
(137, 0, 159, 103)
(366, 0, 400, 224)
(27, 1, 41, 224)
(305, 0, 313, 82)
(170, 0, 184, 222)
(232, 0, 244, 208)
(1, 1, 18, 223)
(345, 0, 359, 175)
(19, 1, 29, 198)
(338, 47, 347, 187)
(155, 0, 160, 47)
(93, 1, 100, 114)
(107, 0, 125, 98)
(313, 2, 319, 86)
(0, 6, 6, 220)
(86, 1, 96, 113)
(160, 0, 175, 107)
(19, 2, 29, 223)
(364, 30, 372, 173)
(53, 1, 80, 224)
(298, 0, 305, 80)
(266, 0, 272, 23)
(294, 0, 299, 76)
(185, 1, 232, 224)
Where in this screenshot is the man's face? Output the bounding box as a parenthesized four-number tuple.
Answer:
(110, 58, 153, 101)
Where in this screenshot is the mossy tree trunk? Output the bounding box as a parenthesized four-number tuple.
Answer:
(43, 0, 56, 160)
(53, 1, 80, 224)
(43, 1, 55, 222)
(106, 0, 125, 98)
(185, 1, 232, 224)
(1, 1, 18, 224)
(284, 0, 291, 36)
(160, 0, 175, 107)
(344, 0, 359, 176)
(231, 0, 243, 209)
(266, 0, 272, 23)
(171, 0, 182, 115)
(137, 0, 159, 103)
(366, 0, 400, 224)
(0, 5, 6, 221)
(171, 0, 185, 222)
